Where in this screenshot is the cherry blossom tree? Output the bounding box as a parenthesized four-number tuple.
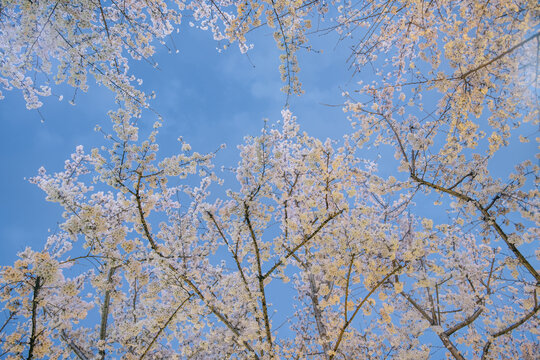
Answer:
(1, 109, 537, 359)
(0, 111, 411, 358)
(0, 0, 320, 111)
(338, 0, 539, 358)
(0, 0, 538, 359)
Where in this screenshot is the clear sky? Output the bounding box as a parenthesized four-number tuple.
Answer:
(0, 23, 353, 266)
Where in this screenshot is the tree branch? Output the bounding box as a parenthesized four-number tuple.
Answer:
(329, 265, 403, 359)
(457, 32, 540, 80)
(444, 307, 483, 337)
(59, 330, 91, 360)
(0, 311, 16, 334)
(139, 294, 193, 360)
(99, 267, 116, 360)
(400, 291, 434, 324)
(481, 298, 540, 360)
(401, 291, 466, 360)
(207, 210, 265, 345)
(244, 203, 274, 357)
(410, 173, 540, 284)
(307, 273, 330, 360)
(27, 276, 42, 360)
(263, 209, 344, 280)
(179, 274, 261, 359)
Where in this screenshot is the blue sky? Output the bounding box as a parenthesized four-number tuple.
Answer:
(0, 23, 353, 266)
